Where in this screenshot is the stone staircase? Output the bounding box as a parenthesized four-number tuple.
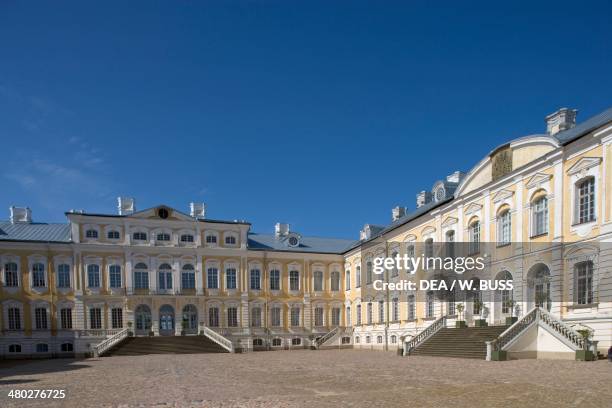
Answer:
(104, 335, 229, 356)
(409, 326, 508, 359)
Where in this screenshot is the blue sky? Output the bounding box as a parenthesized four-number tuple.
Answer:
(1, 1, 610, 239)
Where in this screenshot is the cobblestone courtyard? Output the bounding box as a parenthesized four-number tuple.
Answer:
(1, 350, 611, 407)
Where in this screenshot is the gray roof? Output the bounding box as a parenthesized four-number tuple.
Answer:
(554, 107, 612, 145)
(0, 222, 71, 243)
(248, 233, 356, 254)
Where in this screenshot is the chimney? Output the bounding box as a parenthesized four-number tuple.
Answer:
(275, 222, 290, 237)
(190, 202, 206, 219)
(446, 171, 465, 184)
(416, 191, 432, 208)
(10, 206, 32, 224)
(392, 206, 406, 221)
(117, 197, 135, 215)
(546, 108, 577, 135)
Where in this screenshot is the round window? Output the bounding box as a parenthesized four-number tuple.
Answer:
(158, 208, 169, 219)
(288, 236, 299, 247)
(435, 187, 445, 201)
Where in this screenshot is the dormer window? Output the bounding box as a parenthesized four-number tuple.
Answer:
(85, 229, 98, 239)
(435, 187, 445, 202)
(157, 233, 171, 241)
(133, 232, 148, 241)
(158, 208, 169, 219)
(288, 236, 299, 247)
(286, 233, 301, 247)
(107, 230, 120, 240)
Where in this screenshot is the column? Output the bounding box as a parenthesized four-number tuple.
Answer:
(173, 258, 181, 294)
(196, 255, 203, 295)
(125, 254, 133, 295)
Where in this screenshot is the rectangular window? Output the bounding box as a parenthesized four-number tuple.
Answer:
(345, 271, 351, 290)
(32, 264, 46, 287)
(181, 270, 195, 289)
(356, 304, 362, 325)
(426, 292, 434, 318)
(408, 295, 415, 320)
(367, 302, 373, 325)
(57, 264, 70, 288)
(392, 298, 399, 322)
(331, 272, 340, 291)
(250, 269, 261, 290)
(331, 307, 340, 326)
(448, 291, 456, 316)
(88, 265, 100, 288)
(60, 308, 72, 329)
(290, 307, 300, 327)
(346, 307, 351, 326)
(533, 197, 548, 236)
(35, 307, 48, 330)
(577, 178, 595, 224)
(378, 301, 384, 323)
(8, 307, 21, 330)
(89, 308, 102, 329)
(227, 307, 238, 327)
(225, 268, 237, 290)
(289, 270, 299, 291)
(575, 261, 594, 305)
(109, 265, 121, 288)
(271, 307, 281, 327)
(4, 263, 19, 287)
(270, 269, 280, 291)
(314, 307, 324, 326)
(134, 271, 149, 289)
(207, 268, 219, 289)
(314, 271, 323, 292)
(209, 307, 219, 327)
(111, 308, 123, 329)
(251, 308, 262, 327)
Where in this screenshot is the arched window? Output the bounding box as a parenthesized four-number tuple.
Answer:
(575, 261, 594, 305)
(85, 229, 98, 239)
(32, 263, 46, 288)
(205, 233, 218, 245)
(576, 177, 596, 224)
(57, 264, 70, 288)
(289, 270, 300, 291)
(250, 268, 261, 290)
(87, 264, 100, 288)
(158, 263, 172, 290)
(107, 230, 120, 240)
(377, 335, 383, 344)
(134, 263, 149, 289)
(391, 335, 397, 344)
(109, 265, 121, 288)
(272, 338, 282, 347)
(497, 209, 511, 246)
(252, 338, 264, 346)
(225, 235, 237, 245)
(468, 220, 480, 255)
(181, 264, 195, 289)
(4, 262, 19, 287)
(133, 231, 148, 241)
(180, 234, 194, 243)
(532, 195, 548, 236)
(182, 304, 198, 331)
(156, 232, 171, 242)
(292, 338, 301, 346)
(313, 271, 323, 292)
(330, 271, 340, 291)
(135, 305, 151, 331)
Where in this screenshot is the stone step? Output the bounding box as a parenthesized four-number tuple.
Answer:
(408, 326, 509, 360)
(104, 335, 228, 356)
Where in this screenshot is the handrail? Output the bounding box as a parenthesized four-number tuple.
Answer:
(315, 327, 339, 348)
(404, 315, 446, 356)
(92, 328, 129, 357)
(490, 307, 585, 355)
(77, 329, 123, 338)
(202, 326, 234, 353)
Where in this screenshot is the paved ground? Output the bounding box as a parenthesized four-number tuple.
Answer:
(0, 350, 611, 407)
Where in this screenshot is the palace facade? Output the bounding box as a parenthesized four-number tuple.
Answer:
(1, 107, 611, 359)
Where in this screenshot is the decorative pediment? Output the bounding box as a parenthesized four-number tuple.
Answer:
(567, 157, 601, 176)
(464, 202, 483, 216)
(492, 189, 514, 203)
(129, 205, 194, 221)
(525, 172, 552, 189)
(441, 216, 458, 228)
